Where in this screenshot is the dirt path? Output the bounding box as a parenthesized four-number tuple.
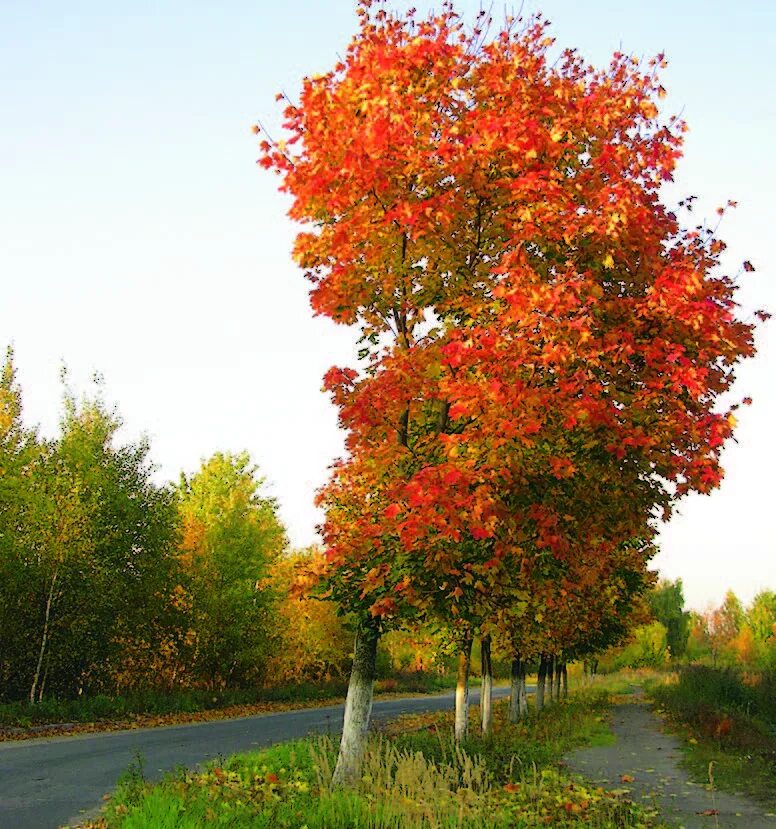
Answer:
(565, 699, 775, 828)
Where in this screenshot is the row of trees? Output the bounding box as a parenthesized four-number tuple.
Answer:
(258, 0, 760, 784)
(0, 353, 304, 702)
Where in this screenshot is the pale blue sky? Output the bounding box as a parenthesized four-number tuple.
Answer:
(2, 1, 774, 610)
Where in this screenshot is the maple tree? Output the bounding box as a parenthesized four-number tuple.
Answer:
(258, 0, 759, 782)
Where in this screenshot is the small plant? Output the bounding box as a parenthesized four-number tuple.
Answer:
(113, 750, 147, 808)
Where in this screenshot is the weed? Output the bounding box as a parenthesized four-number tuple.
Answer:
(113, 751, 147, 808)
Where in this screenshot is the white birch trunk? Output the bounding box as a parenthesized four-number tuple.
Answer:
(331, 623, 379, 788)
(30, 570, 58, 705)
(480, 634, 493, 736)
(454, 634, 472, 742)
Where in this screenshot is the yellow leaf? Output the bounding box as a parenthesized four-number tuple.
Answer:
(603, 253, 615, 269)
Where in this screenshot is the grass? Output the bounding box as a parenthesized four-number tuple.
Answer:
(647, 665, 776, 809)
(573, 668, 667, 698)
(73, 687, 667, 829)
(0, 673, 451, 734)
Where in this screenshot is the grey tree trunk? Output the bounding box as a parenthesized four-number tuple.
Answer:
(536, 654, 547, 711)
(546, 655, 555, 703)
(553, 658, 562, 701)
(454, 633, 473, 742)
(560, 662, 568, 699)
(508, 655, 521, 723)
(519, 661, 528, 717)
(480, 634, 493, 736)
(331, 623, 379, 788)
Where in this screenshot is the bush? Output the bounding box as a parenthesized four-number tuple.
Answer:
(652, 665, 776, 727)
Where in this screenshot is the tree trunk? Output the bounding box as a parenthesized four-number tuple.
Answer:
(546, 655, 555, 703)
(509, 654, 521, 723)
(454, 633, 473, 742)
(480, 634, 493, 736)
(37, 664, 48, 703)
(519, 660, 528, 717)
(536, 654, 547, 711)
(331, 622, 379, 788)
(30, 570, 58, 705)
(553, 658, 562, 701)
(561, 662, 568, 699)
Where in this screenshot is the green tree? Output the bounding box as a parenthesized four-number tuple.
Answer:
(685, 611, 712, 662)
(708, 590, 744, 666)
(0, 347, 44, 699)
(38, 384, 179, 698)
(748, 590, 776, 645)
(2, 372, 180, 701)
(178, 452, 286, 689)
(613, 621, 669, 669)
(648, 579, 690, 659)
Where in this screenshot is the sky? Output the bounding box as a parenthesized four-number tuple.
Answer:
(2, 0, 773, 612)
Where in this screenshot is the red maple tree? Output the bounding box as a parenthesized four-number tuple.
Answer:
(259, 0, 759, 782)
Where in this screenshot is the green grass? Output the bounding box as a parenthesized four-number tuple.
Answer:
(0, 683, 346, 728)
(387, 686, 620, 774)
(573, 668, 667, 698)
(648, 666, 776, 809)
(77, 688, 666, 829)
(0, 673, 451, 730)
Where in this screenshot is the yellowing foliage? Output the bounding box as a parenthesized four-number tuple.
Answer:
(266, 549, 352, 684)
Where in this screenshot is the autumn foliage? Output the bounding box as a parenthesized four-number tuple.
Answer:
(258, 0, 758, 689)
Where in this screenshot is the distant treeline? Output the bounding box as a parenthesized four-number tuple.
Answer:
(600, 579, 776, 672)
(0, 349, 354, 703)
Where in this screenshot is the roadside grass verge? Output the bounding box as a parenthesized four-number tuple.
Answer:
(648, 665, 776, 809)
(570, 668, 668, 699)
(74, 688, 666, 828)
(0, 673, 451, 739)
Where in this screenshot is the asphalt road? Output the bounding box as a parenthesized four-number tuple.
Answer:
(0, 686, 511, 829)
